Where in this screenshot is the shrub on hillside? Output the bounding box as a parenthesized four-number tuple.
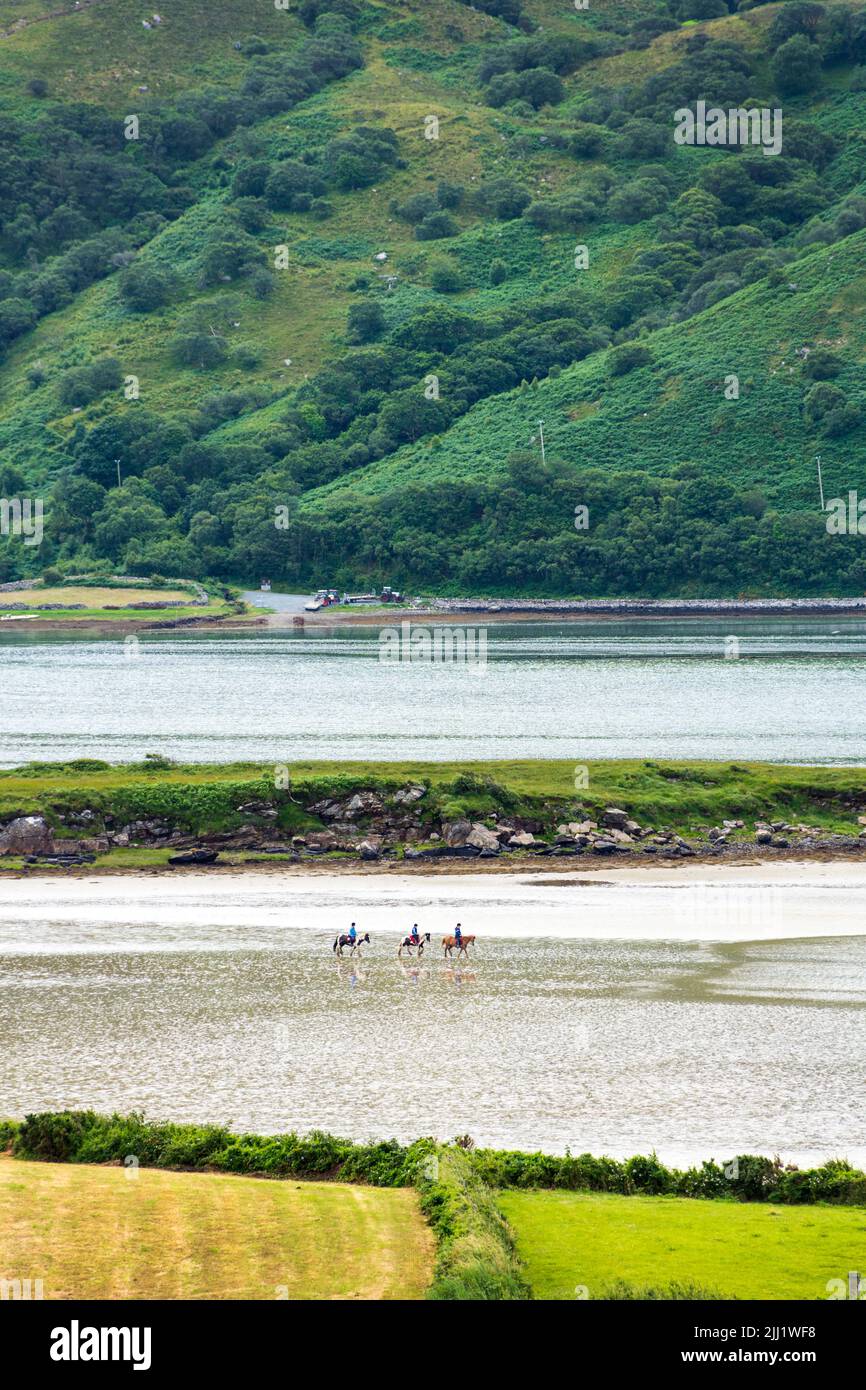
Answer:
(415, 211, 459, 240)
(347, 300, 385, 343)
(118, 263, 176, 312)
(57, 358, 122, 409)
(609, 343, 654, 376)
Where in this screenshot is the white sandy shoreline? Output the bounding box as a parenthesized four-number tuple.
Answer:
(2, 859, 866, 945)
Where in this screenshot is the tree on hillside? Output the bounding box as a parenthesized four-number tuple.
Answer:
(768, 2, 825, 50)
(772, 34, 823, 92)
(346, 300, 385, 343)
(414, 211, 459, 240)
(0, 297, 37, 348)
(672, 0, 730, 20)
(118, 263, 176, 312)
(476, 178, 531, 221)
(57, 358, 122, 410)
(198, 230, 265, 286)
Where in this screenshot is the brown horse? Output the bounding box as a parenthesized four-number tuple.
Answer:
(442, 934, 475, 959)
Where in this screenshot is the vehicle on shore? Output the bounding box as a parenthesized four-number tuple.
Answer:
(305, 589, 339, 611)
(343, 586, 404, 606)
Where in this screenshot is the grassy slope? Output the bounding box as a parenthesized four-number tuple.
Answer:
(499, 1188, 866, 1300)
(0, 1155, 433, 1299)
(303, 228, 866, 513)
(0, 2, 865, 525)
(1, 758, 865, 838)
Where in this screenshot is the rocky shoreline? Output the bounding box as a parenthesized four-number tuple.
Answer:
(299, 594, 866, 630)
(2, 783, 865, 873)
(418, 596, 866, 618)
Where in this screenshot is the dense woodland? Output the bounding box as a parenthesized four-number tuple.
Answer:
(1, 0, 865, 594)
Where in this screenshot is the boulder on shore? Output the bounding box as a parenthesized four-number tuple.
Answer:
(444, 819, 472, 847)
(168, 848, 219, 866)
(345, 791, 384, 818)
(393, 785, 426, 805)
(305, 830, 337, 850)
(0, 815, 53, 856)
(466, 823, 501, 853)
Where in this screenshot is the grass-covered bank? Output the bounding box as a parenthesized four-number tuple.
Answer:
(5, 1113, 866, 1209)
(2, 758, 866, 854)
(0, 1112, 422, 1186)
(0, 575, 245, 625)
(417, 1145, 529, 1301)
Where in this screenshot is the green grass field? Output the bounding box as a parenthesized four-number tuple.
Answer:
(499, 1190, 866, 1300)
(0, 1157, 434, 1300)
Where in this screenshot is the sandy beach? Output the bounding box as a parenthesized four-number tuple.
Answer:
(2, 858, 866, 944)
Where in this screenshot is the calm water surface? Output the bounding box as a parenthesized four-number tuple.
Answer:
(1, 617, 866, 764)
(1, 870, 863, 1166)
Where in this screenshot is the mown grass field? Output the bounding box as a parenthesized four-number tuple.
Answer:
(2, 585, 192, 607)
(0, 582, 235, 622)
(499, 1190, 866, 1301)
(0, 1157, 434, 1300)
(0, 605, 230, 621)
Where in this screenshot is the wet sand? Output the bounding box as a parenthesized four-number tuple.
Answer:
(3, 860, 863, 1160)
(2, 857, 866, 943)
(2, 844, 864, 882)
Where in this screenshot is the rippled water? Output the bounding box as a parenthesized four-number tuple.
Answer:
(1, 869, 864, 1165)
(1, 617, 866, 764)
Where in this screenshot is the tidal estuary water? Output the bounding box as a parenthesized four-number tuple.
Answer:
(1, 616, 866, 764)
(1, 866, 864, 1167)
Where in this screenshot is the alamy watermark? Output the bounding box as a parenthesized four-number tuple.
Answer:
(674, 102, 782, 158)
(1, 1277, 44, 1300)
(825, 491, 866, 535)
(379, 620, 487, 672)
(0, 497, 43, 547)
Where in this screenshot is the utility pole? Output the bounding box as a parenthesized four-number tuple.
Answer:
(115, 458, 122, 490)
(538, 420, 546, 465)
(816, 455, 824, 511)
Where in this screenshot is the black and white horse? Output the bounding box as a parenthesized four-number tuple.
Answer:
(397, 930, 431, 958)
(333, 932, 370, 957)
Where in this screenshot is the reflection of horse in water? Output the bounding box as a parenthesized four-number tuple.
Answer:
(397, 931, 431, 957)
(442, 934, 475, 959)
(443, 966, 476, 987)
(333, 932, 370, 957)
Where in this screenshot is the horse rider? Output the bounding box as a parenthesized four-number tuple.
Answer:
(409, 923, 420, 946)
(348, 922, 357, 946)
(454, 922, 463, 949)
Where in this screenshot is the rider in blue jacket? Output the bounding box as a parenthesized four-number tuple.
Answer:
(409, 923, 420, 944)
(454, 922, 462, 946)
(348, 922, 357, 944)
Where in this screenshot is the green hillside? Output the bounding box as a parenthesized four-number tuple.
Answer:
(1, 0, 866, 594)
